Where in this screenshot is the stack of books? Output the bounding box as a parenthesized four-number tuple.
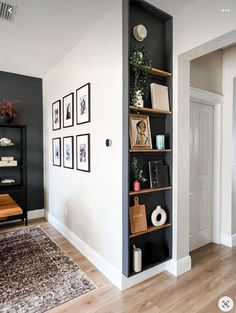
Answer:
(0, 156, 17, 167)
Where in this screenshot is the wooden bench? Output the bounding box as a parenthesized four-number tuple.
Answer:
(0, 194, 23, 220)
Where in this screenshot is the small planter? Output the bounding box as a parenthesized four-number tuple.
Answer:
(0, 115, 13, 125)
(133, 180, 141, 192)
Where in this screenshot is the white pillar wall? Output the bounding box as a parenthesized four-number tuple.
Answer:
(170, 0, 236, 268)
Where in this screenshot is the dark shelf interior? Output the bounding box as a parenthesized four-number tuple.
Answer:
(0, 125, 27, 225)
(123, 0, 173, 277)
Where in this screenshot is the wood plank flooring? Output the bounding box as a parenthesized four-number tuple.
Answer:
(1, 219, 236, 313)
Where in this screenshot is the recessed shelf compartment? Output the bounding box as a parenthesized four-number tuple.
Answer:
(130, 105, 172, 116)
(123, 0, 173, 278)
(130, 223, 171, 238)
(129, 186, 172, 196)
(129, 256, 172, 277)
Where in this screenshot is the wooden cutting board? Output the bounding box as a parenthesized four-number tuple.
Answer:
(129, 196, 147, 234)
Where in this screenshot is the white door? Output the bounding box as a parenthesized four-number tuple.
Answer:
(189, 101, 213, 252)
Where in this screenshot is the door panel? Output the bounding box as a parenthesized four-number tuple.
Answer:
(189, 101, 213, 252)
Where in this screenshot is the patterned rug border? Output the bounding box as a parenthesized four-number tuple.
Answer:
(0, 225, 97, 312)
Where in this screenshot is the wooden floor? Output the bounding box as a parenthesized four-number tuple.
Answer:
(1, 219, 236, 313)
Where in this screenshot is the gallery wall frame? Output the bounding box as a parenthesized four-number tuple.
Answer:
(76, 83, 91, 125)
(63, 136, 74, 169)
(63, 93, 74, 128)
(52, 100, 61, 131)
(52, 137, 61, 166)
(76, 133, 90, 172)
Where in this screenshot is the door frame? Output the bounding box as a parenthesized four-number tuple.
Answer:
(190, 87, 223, 246)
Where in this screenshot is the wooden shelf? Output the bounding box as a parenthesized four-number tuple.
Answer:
(130, 223, 171, 238)
(130, 63, 172, 78)
(129, 186, 171, 196)
(130, 106, 171, 115)
(130, 149, 171, 153)
(142, 65, 172, 78)
(129, 256, 171, 277)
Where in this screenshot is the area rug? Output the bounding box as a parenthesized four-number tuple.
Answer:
(0, 226, 96, 313)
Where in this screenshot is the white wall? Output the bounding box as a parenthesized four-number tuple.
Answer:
(173, 0, 236, 262)
(190, 50, 222, 94)
(222, 46, 236, 235)
(43, 2, 123, 287)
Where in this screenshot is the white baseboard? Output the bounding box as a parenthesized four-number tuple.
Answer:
(45, 212, 193, 290)
(46, 212, 123, 290)
(232, 234, 236, 247)
(166, 255, 192, 276)
(28, 209, 45, 220)
(122, 260, 170, 290)
(221, 233, 236, 247)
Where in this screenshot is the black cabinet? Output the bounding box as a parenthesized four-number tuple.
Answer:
(0, 125, 27, 224)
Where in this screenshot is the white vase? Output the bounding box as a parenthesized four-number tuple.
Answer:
(151, 205, 167, 227)
(133, 245, 142, 272)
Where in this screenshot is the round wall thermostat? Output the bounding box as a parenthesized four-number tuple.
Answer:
(133, 24, 147, 41)
(105, 139, 112, 147)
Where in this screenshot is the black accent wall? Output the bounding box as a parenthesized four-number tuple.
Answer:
(0, 71, 44, 211)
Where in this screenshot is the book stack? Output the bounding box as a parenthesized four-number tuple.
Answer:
(0, 156, 17, 167)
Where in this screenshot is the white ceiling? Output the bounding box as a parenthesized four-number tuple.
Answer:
(0, 0, 118, 78)
(0, 0, 197, 78)
(147, 0, 197, 15)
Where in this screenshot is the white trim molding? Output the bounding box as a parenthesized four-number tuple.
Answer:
(221, 233, 236, 247)
(46, 211, 177, 290)
(46, 212, 123, 290)
(28, 209, 45, 220)
(166, 256, 192, 276)
(190, 87, 223, 245)
(122, 260, 171, 290)
(190, 87, 223, 106)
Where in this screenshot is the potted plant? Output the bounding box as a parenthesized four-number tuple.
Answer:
(0, 100, 17, 124)
(130, 45, 152, 107)
(131, 157, 147, 191)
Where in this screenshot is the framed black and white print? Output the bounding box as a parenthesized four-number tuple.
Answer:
(63, 93, 74, 128)
(76, 134, 90, 172)
(52, 138, 61, 166)
(63, 136, 74, 169)
(76, 83, 90, 125)
(52, 100, 61, 130)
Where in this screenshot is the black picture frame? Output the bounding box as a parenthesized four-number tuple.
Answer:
(76, 134, 90, 172)
(148, 161, 169, 188)
(52, 100, 61, 130)
(63, 93, 74, 128)
(52, 137, 61, 167)
(63, 136, 74, 169)
(76, 83, 91, 125)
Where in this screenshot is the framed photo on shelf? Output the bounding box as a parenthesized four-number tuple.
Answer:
(76, 83, 91, 125)
(76, 134, 90, 172)
(129, 114, 152, 150)
(63, 93, 74, 128)
(52, 137, 61, 167)
(148, 161, 170, 188)
(63, 136, 74, 169)
(52, 100, 61, 130)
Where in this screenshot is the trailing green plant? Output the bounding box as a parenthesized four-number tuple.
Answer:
(131, 157, 147, 183)
(130, 45, 152, 105)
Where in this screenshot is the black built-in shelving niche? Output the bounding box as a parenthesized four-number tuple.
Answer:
(123, 0, 173, 277)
